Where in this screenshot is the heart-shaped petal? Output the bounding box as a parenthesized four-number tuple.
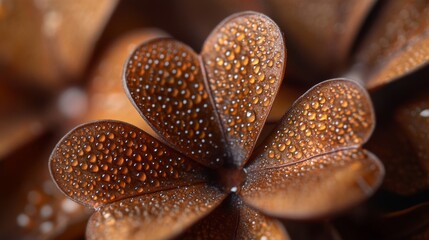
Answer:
(124, 39, 227, 167)
(247, 79, 374, 171)
(201, 11, 286, 166)
(49, 121, 209, 208)
(86, 184, 226, 240)
(241, 149, 384, 219)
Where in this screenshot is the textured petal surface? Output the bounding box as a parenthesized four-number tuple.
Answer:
(177, 196, 289, 240)
(201, 11, 285, 166)
(124, 39, 227, 167)
(49, 121, 209, 208)
(237, 201, 289, 240)
(86, 184, 225, 240)
(241, 149, 384, 219)
(80, 30, 167, 136)
(247, 79, 374, 170)
(353, 0, 429, 89)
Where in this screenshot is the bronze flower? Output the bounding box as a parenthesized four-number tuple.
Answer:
(49, 12, 384, 239)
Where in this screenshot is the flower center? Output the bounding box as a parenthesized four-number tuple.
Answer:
(213, 167, 247, 194)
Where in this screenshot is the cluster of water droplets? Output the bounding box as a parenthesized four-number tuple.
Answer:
(247, 80, 372, 170)
(88, 185, 224, 240)
(125, 40, 226, 167)
(202, 13, 284, 164)
(50, 122, 207, 207)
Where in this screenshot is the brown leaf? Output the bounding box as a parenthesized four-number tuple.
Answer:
(267, 0, 374, 75)
(0, 0, 117, 90)
(177, 196, 289, 240)
(247, 79, 374, 171)
(353, 0, 429, 89)
(49, 121, 209, 208)
(78, 29, 168, 136)
(366, 122, 428, 195)
(396, 94, 429, 172)
(86, 184, 226, 240)
(41, 0, 118, 79)
(201, 11, 285, 166)
(124, 39, 227, 167)
(241, 149, 384, 219)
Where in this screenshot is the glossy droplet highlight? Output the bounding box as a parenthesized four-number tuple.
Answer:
(246, 111, 256, 123)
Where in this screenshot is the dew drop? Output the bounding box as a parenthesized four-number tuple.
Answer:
(246, 111, 256, 123)
(278, 143, 286, 152)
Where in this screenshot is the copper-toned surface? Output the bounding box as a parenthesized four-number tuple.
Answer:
(124, 39, 227, 167)
(242, 149, 383, 219)
(86, 184, 225, 240)
(396, 95, 429, 172)
(353, 0, 429, 89)
(177, 196, 289, 240)
(247, 79, 374, 170)
(0, 115, 44, 159)
(0, 0, 117, 89)
(201, 11, 285, 166)
(367, 122, 428, 196)
(50, 121, 208, 208)
(0, 134, 91, 240)
(42, 0, 118, 79)
(46, 10, 386, 239)
(267, 0, 374, 75)
(80, 29, 167, 136)
(237, 200, 289, 239)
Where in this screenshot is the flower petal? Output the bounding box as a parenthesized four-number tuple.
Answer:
(86, 184, 226, 240)
(80, 30, 168, 134)
(267, 0, 374, 75)
(201, 11, 286, 166)
(247, 79, 374, 171)
(352, 0, 429, 89)
(241, 149, 384, 219)
(124, 38, 227, 167)
(178, 196, 289, 240)
(49, 120, 209, 208)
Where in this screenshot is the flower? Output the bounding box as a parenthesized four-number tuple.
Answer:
(49, 12, 384, 239)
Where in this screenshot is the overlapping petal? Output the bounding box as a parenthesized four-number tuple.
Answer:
(242, 149, 383, 219)
(124, 39, 227, 167)
(201, 11, 285, 166)
(49, 121, 213, 208)
(241, 79, 383, 218)
(178, 196, 289, 239)
(247, 79, 374, 170)
(86, 184, 225, 240)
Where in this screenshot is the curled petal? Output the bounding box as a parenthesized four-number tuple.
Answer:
(247, 79, 374, 170)
(49, 121, 209, 208)
(201, 11, 286, 166)
(353, 0, 429, 89)
(241, 149, 384, 219)
(178, 196, 289, 240)
(268, 0, 374, 74)
(87, 184, 226, 240)
(124, 39, 227, 167)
